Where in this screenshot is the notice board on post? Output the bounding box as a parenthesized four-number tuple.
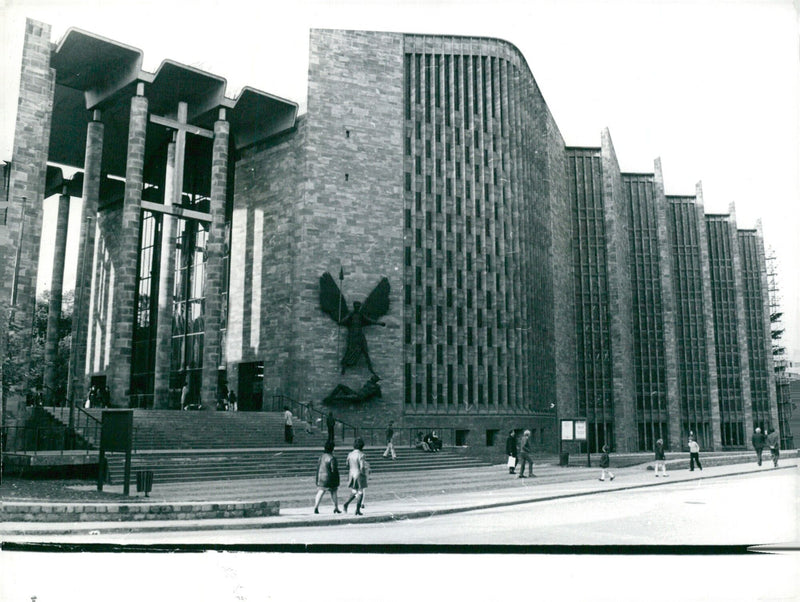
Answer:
(100, 409, 133, 452)
(560, 419, 587, 441)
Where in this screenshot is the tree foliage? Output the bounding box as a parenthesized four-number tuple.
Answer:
(1, 291, 73, 404)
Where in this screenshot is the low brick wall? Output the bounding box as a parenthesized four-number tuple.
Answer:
(0, 500, 279, 523)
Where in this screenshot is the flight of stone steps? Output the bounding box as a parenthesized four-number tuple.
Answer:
(41, 407, 492, 484)
(102, 447, 491, 485)
(45, 407, 325, 449)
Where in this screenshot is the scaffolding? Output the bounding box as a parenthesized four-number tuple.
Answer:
(766, 250, 794, 449)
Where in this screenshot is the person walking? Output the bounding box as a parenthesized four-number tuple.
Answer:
(305, 401, 315, 435)
(383, 421, 397, 459)
(654, 438, 668, 477)
(598, 444, 615, 481)
(283, 406, 294, 443)
(766, 428, 780, 467)
(180, 382, 189, 410)
(688, 436, 702, 471)
(752, 427, 766, 466)
(313, 440, 341, 514)
(343, 438, 368, 515)
(505, 429, 518, 474)
(326, 411, 336, 444)
(517, 429, 535, 478)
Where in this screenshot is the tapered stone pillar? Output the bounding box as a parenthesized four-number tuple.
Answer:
(201, 109, 230, 409)
(68, 112, 104, 411)
(153, 139, 177, 408)
(653, 159, 682, 451)
(43, 189, 70, 404)
(107, 85, 148, 406)
(695, 183, 722, 449)
(728, 203, 754, 443)
(601, 130, 635, 452)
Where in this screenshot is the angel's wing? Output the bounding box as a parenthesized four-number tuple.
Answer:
(320, 272, 349, 323)
(362, 277, 391, 319)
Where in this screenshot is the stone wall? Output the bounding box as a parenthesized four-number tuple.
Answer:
(295, 29, 406, 428)
(229, 123, 306, 397)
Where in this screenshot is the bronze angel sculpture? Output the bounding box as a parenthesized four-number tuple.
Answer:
(319, 272, 390, 376)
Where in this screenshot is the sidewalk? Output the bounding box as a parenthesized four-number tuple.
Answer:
(2, 455, 796, 536)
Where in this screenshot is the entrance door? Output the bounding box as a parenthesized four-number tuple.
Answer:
(237, 362, 263, 411)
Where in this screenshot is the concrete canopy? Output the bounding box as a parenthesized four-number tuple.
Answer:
(47, 27, 298, 182)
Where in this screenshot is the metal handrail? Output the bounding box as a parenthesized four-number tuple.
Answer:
(75, 405, 102, 426)
(1, 425, 92, 453)
(269, 394, 360, 443)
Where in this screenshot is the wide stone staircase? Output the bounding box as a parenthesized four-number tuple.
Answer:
(45, 407, 324, 450)
(41, 407, 491, 485)
(101, 447, 488, 485)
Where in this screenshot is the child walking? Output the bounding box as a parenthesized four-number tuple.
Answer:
(598, 444, 615, 481)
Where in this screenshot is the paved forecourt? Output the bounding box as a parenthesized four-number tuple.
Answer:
(1, 452, 796, 536)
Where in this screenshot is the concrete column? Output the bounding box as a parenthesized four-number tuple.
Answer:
(728, 203, 754, 444)
(68, 112, 104, 409)
(653, 159, 682, 451)
(108, 84, 148, 407)
(43, 190, 70, 404)
(695, 183, 722, 449)
(153, 138, 177, 408)
(201, 109, 230, 409)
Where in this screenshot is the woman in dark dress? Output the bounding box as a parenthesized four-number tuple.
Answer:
(313, 440, 341, 514)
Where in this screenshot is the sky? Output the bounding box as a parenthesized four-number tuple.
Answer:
(1, 0, 798, 360)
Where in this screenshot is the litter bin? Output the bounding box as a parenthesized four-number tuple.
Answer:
(135, 470, 154, 496)
(559, 452, 569, 467)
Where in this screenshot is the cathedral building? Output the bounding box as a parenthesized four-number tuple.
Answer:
(0, 20, 780, 453)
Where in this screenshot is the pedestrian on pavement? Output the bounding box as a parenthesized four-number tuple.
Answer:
(599, 444, 615, 481)
(766, 428, 780, 467)
(688, 436, 702, 471)
(283, 406, 294, 443)
(343, 438, 367, 515)
(505, 429, 518, 474)
(752, 427, 766, 466)
(313, 440, 341, 514)
(654, 438, 668, 477)
(383, 420, 397, 459)
(517, 429, 535, 478)
(326, 411, 336, 444)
